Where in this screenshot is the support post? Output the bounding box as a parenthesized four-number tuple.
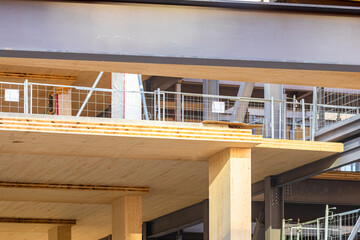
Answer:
(203, 199, 209, 240)
(209, 148, 251, 240)
(264, 84, 283, 138)
(265, 176, 284, 240)
(112, 196, 142, 240)
(48, 226, 71, 240)
(175, 83, 182, 122)
(57, 88, 72, 116)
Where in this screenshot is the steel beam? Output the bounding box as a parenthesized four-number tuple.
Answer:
(315, 115, 360, 142)
(275, 136, 360, 187)
(252, 136, 360, 196)
(147, 200, 207, 238)
(1, 0, 360, 73)
(265, 176, 284, 240)
(284, 179, 360, 206)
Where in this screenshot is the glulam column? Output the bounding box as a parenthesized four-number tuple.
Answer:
(209, 148, 252, 240)
(48, 226, 71, 240)
(112, 196, 142, 240)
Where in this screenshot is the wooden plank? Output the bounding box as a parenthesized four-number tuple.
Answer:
(113, 196, 142, 240)
(0, 218, 76, 225)
(313, 171, 360, 181)
(1, 57, 360, 89)
(0, 181, 149, 193)
(209, 148, 252, 240)
(202, 120, 262, 129)
(0, 72, 76, 82)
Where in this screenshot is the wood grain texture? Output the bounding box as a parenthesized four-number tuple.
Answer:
(112, 196, 142, 240)
(0, 58, 359, 89)
(0, 218, 75, 225)
(0, 181, 149, 193)
(48, 226, 72, 240)
(313, 171, 360, 181)
(0, 116, 343, 240)
(209, 148, 252, 240)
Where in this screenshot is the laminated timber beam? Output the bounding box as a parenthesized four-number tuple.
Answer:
(0, 181, 149, 204)
(1, 1, 360, 88)
(0, 218, 76, 225)
(0, 181, 149, 193)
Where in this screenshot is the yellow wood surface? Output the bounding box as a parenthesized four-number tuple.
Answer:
(112, 196, 142, 240)
(209, 148, 251, 240)
(48, 226, 72, 240)
(0, 58, 359, 89)
(313, 171, 360, 181)
(0, 116, 343, 240)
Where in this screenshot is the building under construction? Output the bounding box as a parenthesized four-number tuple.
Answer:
(0, 0, 359, 240)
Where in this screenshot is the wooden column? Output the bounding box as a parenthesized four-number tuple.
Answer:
(209, 148, 251, 240)
(48, 226, 71, 240)
(56, 87, 72, 116)
(112, 196, 142, 240)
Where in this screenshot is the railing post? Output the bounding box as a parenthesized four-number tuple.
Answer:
(24, 79, 29, 114)
(162, 93, 165, 121)
(271, 97, 275, 139)
(279, 102, 282, 139)
(283, 100, 287, 139)
(301, 99, 306, 141)
(311, 87, 317, 140)
(157, 88, 161, 121)
(292, 95, 296, 140)
(324, 205, 329, 240)
(29, 84, 33, 114)
(181, 94, 184, 122)
(153, 90, 157, 120)
(316, 218, 320, 240)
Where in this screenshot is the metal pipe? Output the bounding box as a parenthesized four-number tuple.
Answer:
(157, 88, 161, 120)
(162, 93, 165, 121)
(181, 94, 184, 122)
(324, 205, 329, 240)
(76, 71, 103, 117)
(271, 96, 275, 138)
(23, 79, 29, 114)
(279, 102, 282, 139)
(312, 87, 317, 140)
(347, 216, 360, 240)
(153, 90, 157, 120)
(301, 99, 306, 141)
(29, 84, 33, 114)
(292, 95, 296, 140)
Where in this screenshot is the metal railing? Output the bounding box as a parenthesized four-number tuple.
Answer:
(283, 206, 360, 240)
(314, 87, 360, 131)
(0, 80, 358, 141)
